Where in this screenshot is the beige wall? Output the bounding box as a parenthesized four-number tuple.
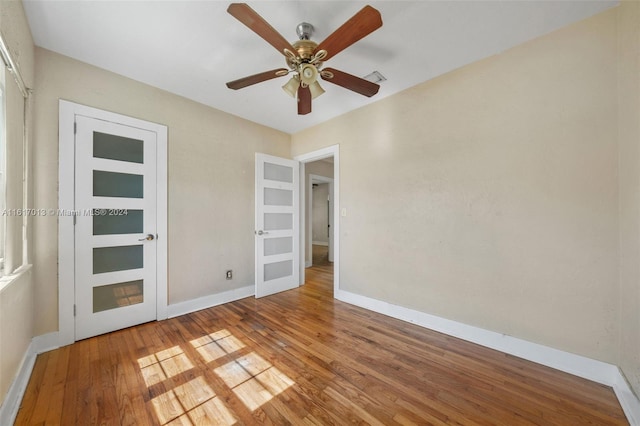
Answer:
(617, 1, 640, 397)
(0, 0, 34, 406)
(32, 48, 290, 336)
(293, 9, 621, 363)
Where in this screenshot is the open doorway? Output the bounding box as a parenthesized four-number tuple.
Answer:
(308, 174, 334, 265)
(308, 173, 334, 280)
(295, 145, 339, 297)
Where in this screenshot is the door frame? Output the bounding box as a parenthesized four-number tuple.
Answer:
(294, 145, 339, 294)
(308, 174, 334, 266)
(58, 100, 168, 346)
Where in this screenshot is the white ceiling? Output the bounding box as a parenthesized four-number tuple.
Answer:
(23, 0, 617, 134)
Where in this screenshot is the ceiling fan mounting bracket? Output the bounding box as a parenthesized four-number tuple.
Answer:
(296, 22, 314, 40)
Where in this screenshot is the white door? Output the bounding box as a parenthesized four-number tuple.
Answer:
(255, 153, 300, 298)
(74, 115, 158, 340)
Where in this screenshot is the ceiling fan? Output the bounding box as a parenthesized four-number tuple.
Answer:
(225, 3, 383, 115)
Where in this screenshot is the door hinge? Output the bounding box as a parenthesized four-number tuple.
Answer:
(73, 215, 77, 226)
(73, 304, 76, 317)
(73, 121, 77, 134)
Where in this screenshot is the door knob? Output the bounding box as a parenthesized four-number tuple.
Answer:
(256, 230, 269, 236)
(139, 234, 155, 241)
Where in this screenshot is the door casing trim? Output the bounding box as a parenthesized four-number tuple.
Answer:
(58, 100, 168, 346)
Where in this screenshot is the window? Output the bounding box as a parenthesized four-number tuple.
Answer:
(0, 34, 29, 279)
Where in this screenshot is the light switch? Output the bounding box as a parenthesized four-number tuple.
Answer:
(341, 208, 347, 217)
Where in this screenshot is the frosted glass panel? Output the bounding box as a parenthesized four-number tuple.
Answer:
(93, 245, 143, 274)
(264, 162, 292, 183)
(93, 280, 143, 313)
(264, 188, 292, 206)
(264, 260, 292, 281)
(264, 237, 292, 256)
(264, 213, 292, 231)
(93, 170, 143, 198)
(93, 132, 144, 164)
(93, 209, 143, 235)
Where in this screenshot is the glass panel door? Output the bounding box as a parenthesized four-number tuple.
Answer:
(74, 115, 157, 340)
(255, 154, 299, 298)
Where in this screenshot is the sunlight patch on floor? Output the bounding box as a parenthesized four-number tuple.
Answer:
(214, 352, 294, 411)
(150, 377, 237, 425)
(139, 329, 294, 424)
(138, 346, 194, 387)
(190, 328, 246, 363)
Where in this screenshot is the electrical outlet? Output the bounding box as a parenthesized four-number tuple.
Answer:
(226, 270, 233, 280)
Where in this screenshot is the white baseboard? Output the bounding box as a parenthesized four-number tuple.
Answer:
(305, 260, 312, 268)
(33, 331, 61, 354)
(0, 345, 36, 426)
(614, 371, 640, 425)
(167, 285, 254, 318)
(312, 241, 329, 247)
(335, 289, 639, 425)
(0, 332, 60, 426)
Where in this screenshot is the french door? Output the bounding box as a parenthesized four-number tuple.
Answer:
(74, 115, 158, 340)
(255, 153, 300, 298)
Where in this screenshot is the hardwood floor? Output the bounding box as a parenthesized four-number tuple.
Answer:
(311, 244, 332, 275)
(311, 244, 330, 265)
(16, 250, 627, 425)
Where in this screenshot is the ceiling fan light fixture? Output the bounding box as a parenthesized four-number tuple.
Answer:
(282, 76, 300, 98)
(309, 81, 325, 99)
(299, 63, 318, 86)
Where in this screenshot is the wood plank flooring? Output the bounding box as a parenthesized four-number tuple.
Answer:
(16, 247, 628, 425)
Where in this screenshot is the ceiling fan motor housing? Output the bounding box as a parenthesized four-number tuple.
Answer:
(286, 39, 321, 75)
(291, 40, 317, 61)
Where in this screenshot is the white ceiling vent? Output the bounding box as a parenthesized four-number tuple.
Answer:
(363, 71, 387, 84)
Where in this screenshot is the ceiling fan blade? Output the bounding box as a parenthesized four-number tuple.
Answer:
(227, 3, 297, 57)
(314, 5, 382, 61)
(321, 68, 379, 97)
(298, 85, 312, 115)
(226, 68, 289, 90)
